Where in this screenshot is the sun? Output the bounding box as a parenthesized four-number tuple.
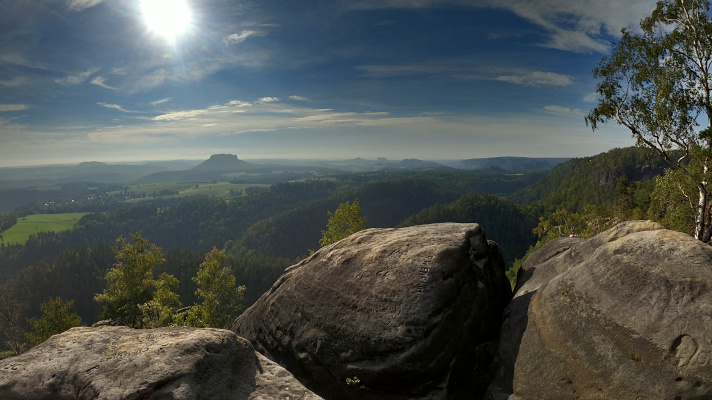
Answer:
(139, 0, 192, 43)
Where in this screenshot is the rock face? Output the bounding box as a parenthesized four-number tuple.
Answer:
(232, 223, 512, 399)
(0, 326, 322, 400)
(487, 220, 712, 400)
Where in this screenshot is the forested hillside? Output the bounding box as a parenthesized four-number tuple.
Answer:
(509, 147, 666, 214)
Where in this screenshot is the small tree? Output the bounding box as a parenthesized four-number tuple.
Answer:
(95, 231, 180, 328)
(25, 297, 81, 347)
(319, 199, 365, 247)
(585, 0, 712, 238)
(175, 248, 245, 329)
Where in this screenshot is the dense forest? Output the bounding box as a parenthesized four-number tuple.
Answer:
(0, 148, 680, 356)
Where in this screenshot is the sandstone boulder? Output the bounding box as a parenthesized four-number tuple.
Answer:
(232, 223, 512, 399)
(487, 220, 712, 400)
(0, 326, 321, 400)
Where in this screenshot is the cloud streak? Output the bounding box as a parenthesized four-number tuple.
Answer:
(89, 98, 440, 142)
(67, 0, 104, 11)
(0, 104, 29, 112)
(90, 76, 116, 90)
(496, 71, 573, 87)
(97, 102, 137, 113)
(222, 30, 266, 46)
(0, 76, 29, 87)
(55, 68, 99, 85)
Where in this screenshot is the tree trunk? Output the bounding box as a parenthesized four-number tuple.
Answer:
(696, 180, 707, 240)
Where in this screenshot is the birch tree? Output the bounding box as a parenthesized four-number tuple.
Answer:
(586, 0, 712, 238)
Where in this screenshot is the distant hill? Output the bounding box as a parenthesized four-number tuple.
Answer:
(0, 162, 189, 189)
(192, 154, 253, 172)
(442, 157, 570, 172)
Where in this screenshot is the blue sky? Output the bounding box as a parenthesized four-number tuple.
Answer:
(0, 0, 659, 167)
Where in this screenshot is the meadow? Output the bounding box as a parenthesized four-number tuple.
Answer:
(0, 213, 88, 245)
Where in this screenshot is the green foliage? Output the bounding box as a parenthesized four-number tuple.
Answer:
(0, 213, 17, 232)
(506, 243, 543, 291)
(138, 272, 182, 328)
(647, 166, 702, 235)
(175, 248, 245, 329)
(319, 199, 365, 247)
(346, 376, 363, 389)
(25, 297, 81, 347)
(586, 0, 712, 238)
(614, 176, 655, 220)
(533, 205, 616, 242)
(94, 231, 180, 328)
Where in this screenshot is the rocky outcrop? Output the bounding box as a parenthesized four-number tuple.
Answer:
(487, 220, 712, 399)
(0, 326, 321, 400)
(232, 223, 512, 400)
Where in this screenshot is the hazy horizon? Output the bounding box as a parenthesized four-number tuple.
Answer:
(0, 153, 576, 169)
(0, 0, 663, 167)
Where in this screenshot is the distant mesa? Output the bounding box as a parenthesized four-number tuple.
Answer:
(77, 161, 108, 168)
(192, 154, 252, 172)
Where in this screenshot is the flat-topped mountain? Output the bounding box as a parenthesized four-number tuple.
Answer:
(192, 154, 252, 171)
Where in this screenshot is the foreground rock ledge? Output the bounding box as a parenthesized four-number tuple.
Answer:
(487, 220, 712, 400)
(0, 326, 322, 400)
(233, 223, 512, 399)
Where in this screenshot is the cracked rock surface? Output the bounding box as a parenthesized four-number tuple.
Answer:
(233, 223, 511, 399)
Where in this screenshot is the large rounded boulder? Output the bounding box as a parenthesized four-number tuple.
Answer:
(232, 223, 512, 399)
(487, 220, 712, 400)
(0, 326, 321, 400)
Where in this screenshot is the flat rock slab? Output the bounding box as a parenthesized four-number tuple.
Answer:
(488, 220, 712, 400)
(233, 223, 512, 399)
(0, 326, 322, 400)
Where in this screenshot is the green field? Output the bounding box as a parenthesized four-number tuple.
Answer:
(0, 213, 88, 245)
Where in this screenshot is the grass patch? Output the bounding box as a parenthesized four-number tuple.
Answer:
(0, 213, 88, 245)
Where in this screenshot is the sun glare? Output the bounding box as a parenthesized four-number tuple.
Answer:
(140, 0, 192, 43)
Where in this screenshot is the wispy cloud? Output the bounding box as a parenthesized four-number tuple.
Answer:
(496, 71, 573, 87)
(55, 68, 99, 85)
(151, 98, 172, 106)
(544, 105, 582, 115)
(358, 61, 574, 87)
(0, 54, 49, 70)
(97, 102, 136, 113)
(357, 61, 488, 80)
(67, 0, 104, 11)
(222, 30, 266, 46)
(152, 109, 209, 121)
(583, 92, 599, 103)
(90, 76, 116, 90)
(0, 76, 29, 87)
(0, 104, 29, 112)
(289, 95, 309, 101)
(89, 98, 440, 142)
